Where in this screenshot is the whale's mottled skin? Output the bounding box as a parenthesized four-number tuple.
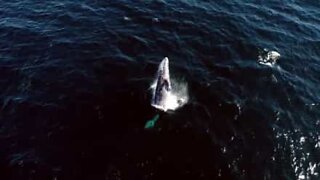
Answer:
(258, 49, 281, 66)
(151, 57, 171, 111)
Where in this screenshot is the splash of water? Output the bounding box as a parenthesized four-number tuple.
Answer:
(150, 78, 189, 112)
(258, 48, 280, 67)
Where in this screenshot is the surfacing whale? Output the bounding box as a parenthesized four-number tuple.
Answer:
(258, 48, 281, 66)
(151, 57, 171, 111)
(150, 57, 188, 112)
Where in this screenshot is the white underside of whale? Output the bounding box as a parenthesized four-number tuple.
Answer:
(150, 57, 188, 112)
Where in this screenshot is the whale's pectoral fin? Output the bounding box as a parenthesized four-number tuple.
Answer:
(144, 114, 160, 129)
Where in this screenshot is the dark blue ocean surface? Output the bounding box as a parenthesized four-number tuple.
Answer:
(0, 0, 320, 179)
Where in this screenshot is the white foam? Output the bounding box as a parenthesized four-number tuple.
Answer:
(258, 49, 280, 67)
(150, 78, 188, 112)
(258, 61, 274, 67)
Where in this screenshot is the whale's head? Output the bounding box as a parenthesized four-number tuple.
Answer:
(151, 57, 172, 111)
(157, 57, 171, 91)
(258, 49, 281, 66)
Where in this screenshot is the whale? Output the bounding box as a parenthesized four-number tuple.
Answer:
(258, 49, 281, 66)
(151, 57, 171, 111)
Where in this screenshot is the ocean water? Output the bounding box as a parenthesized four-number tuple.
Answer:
(0, 0, 320, 179)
